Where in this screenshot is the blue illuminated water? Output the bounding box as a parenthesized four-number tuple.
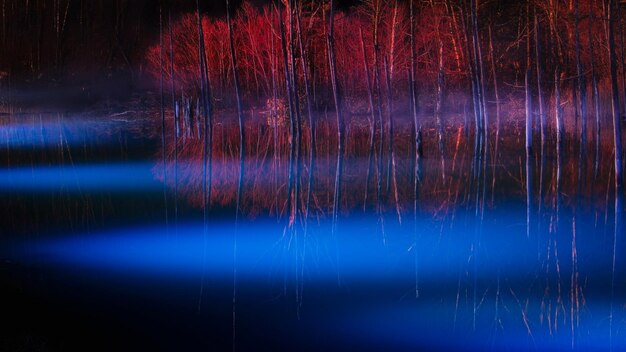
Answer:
(1, 112, 625, 351)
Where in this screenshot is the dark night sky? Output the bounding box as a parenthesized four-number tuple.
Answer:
(0, 0, 366, 93)
(171, 0, 359, 18)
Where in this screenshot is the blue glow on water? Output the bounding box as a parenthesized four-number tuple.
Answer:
(332, 301, 626, 350)
(0, 118, 132, 148)
(8, 214, 623, 350)
(0, 163, 160, 192)
(10, 214, 608, 281)
(20, 221, 439, 279)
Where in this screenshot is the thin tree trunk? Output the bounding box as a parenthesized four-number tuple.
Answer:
(159, 6, 168, 231)
(476, 17, 488, 137)
(534, 10, 546, 227)
(575, 0, 587, 153)
(608, 13, 624, 335)
(488, 25, 500, 203)
(168, 12, 178, 232)
(535, 11, 546, 149)
(226, 0, 244, 348)
(610, 11, 625, 341)
(360, 29, 376, 211)
(371, 9, 385, 215)
(277, 2, 296, 220)
(445, 0, 464, 72)
(469, 0, 484, 133)
(449, 0, 470, 137)
(464, 100, 469, 137)
(608, 0, 623, 188)
(385, 1, 398, 194)
(554, 73, 563, 317)
(384, 55, 401, 223)
(286, 0, 305, 315)
(525, 5, 533, 157)
(327, 0, 344, 236)
(461, 1, 480, 134)
(435, 41, 446, 183)
(590, 0, 601, 180)
(269, 9, 280, 213)
(556, 67, 564, 152)
(288, 0, 302, 227)
(525, 10, 533, 239)
(619, 3, 626, 119)
(196, 0, 214, 313)
(296, 2, 313, 314)
(296, 4, 315, 232)
(555, 70, 563, 216)
(410, 0, 421, 185)
(409, 0, 421, 299)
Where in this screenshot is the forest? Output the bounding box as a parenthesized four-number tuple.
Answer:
(1, 0, 626, 351)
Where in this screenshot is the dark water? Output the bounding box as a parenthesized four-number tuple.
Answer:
(1, 111, 625, 351)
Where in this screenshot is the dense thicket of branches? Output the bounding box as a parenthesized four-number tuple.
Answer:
(3, 0, 626, 124)
(140, 1, 624, 115)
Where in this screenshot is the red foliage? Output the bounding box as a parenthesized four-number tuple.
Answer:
(145, 1, 465, 107)
(145, 0, 614, 114)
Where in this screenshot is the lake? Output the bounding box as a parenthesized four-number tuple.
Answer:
(1, 108, 624, 351)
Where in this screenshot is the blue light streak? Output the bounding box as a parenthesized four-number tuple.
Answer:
(0, 117, 133, 148)
(7, 214, 624, 350)
(0, 162, 160, 192)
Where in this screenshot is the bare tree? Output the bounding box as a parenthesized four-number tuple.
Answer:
(435, 41, 446, 182)
(525, 4, 532, 239)
(226, 0, 245, 348)
(296, 3, 315, 232)
(159, 5, 168, 231)
(327, 0, 345, 235)
(574, 0, 587, 152)
(535, 10, 546, 149)
(590, 0, 601, 179)
(361, 29, 377, 210)
(608, 0, 623, 188)
(278, 1, 296, 221)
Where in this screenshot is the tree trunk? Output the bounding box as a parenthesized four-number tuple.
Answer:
(371, 8, 385, 213)
(327, 0, 345, 235)
(360, 29, 377, 211)
(409, 0, 422, 188)
(525, 10, 533, 239)
(226, 0, 244, 347)
(555, 68, 564, 152)
(288, 0, 302, 226)
(525, 5, 533, 156)
(385, 1, 398, 195)
(435, 41, 446, 183)
(196, 0, 214, 313)
(488, 25, 500, 202)
(610, 2, 625, 344)
(384, 55, 401, 223)
(159, 6, 168, 230)
(575, 0, 587, 153)
(296, 4, 315, 232)
(469, 0, 484, 133)
(608, 0, 623, 188)
(535, 11, 546, 149)
(525, 67, 532, 240)
(278, 2, 296, 220)
(409, 0, 421, 299)
(168, 12, 178, 231)
(590, 0, 601, 180)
